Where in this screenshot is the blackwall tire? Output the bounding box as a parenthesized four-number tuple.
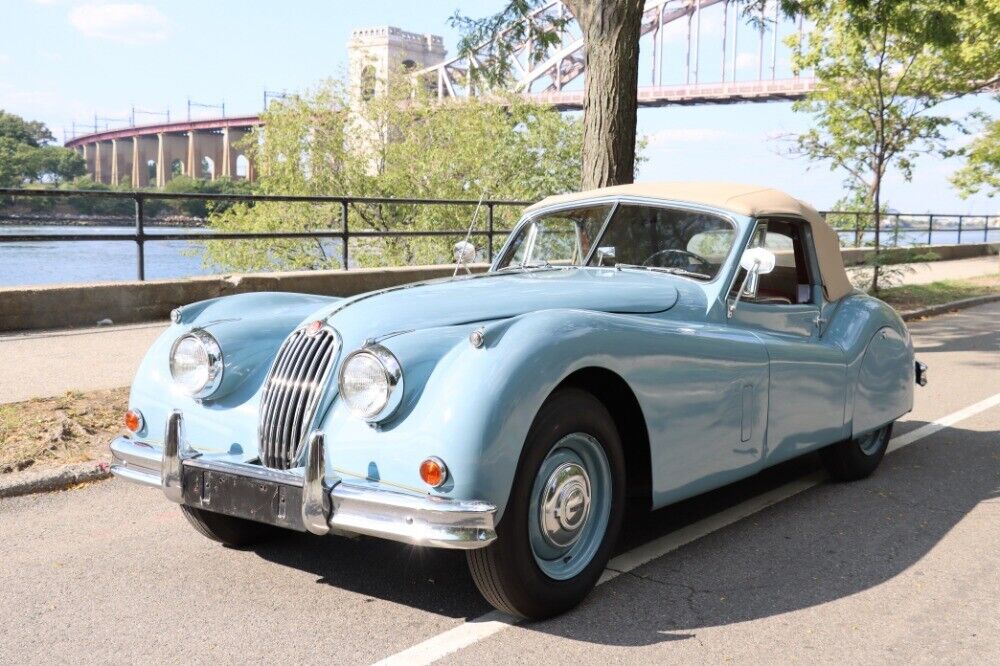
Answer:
(180, 505, 285, 548)
(820, 423, 893, 482)
(466, 388, 625, 620)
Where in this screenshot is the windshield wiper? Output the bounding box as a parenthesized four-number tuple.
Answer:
(495, 261, 552, 272)
(614, 264, 712, 280)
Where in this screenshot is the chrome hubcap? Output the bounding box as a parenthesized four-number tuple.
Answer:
(539, 462, 592, 548)
(528, 432, 612, 581)
(857, 427, 886, 456)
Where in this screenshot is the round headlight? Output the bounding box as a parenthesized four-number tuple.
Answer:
(169, 330, 223, 398)
(338, 345, 403, 422)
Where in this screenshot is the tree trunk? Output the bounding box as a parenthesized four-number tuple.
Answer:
(564, 0, 645, 189)
(871, 167, 882, 293)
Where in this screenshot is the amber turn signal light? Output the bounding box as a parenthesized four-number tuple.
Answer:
(419, 457, 448, 488)
(124, 409, 144, 433)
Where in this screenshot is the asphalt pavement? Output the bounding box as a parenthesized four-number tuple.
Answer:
(0, 303, 998, 665)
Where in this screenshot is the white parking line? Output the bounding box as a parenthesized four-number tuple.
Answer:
(374, 392, 1000, 666)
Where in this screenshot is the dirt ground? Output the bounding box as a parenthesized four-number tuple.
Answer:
(0, 387, 127, 474)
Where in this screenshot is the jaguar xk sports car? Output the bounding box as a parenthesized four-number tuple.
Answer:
(111, 182, 926, 620)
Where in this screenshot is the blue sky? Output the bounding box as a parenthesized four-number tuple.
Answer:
(1, 0, 996, 213)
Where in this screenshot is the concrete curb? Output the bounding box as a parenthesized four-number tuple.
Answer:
(0, 461, 111, 499)
(900, 293, 1000, 321)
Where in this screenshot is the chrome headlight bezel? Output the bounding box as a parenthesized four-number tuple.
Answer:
(169, 329, 224, 399)
(337, 344, 404, 423)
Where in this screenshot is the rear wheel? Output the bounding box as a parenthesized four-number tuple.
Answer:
(466, 388, 625, 620)
(180, 505, 285, 548)
(820, 423, 893, 481)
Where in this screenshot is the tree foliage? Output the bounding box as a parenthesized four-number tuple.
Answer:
(205, 75, 584, 271)
(788, 0, 1000, 291)
(0, 110, 85, 187)
(450, 0, 645, 189)
(951, 115, 1000, 198)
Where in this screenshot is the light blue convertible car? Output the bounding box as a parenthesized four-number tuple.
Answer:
(111, 182, 926, 619)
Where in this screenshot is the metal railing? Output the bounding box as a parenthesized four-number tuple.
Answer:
(825, 211, 1000, 247)
(0, 188, 531, 280)
(1, 188, 997, 282)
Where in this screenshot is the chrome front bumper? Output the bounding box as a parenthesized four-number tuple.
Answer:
(110, 411, 497, 550)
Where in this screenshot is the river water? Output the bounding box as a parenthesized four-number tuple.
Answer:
(1, 225, 997, 288)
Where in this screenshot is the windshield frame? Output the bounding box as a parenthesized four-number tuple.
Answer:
(492, 196, 742, 285)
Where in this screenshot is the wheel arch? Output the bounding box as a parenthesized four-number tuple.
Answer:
(553, 367, 653, 511)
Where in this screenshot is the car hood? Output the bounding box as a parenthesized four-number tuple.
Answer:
(317, 268, 680, 339)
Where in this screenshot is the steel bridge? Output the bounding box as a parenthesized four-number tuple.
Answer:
(415, 0, 816, 108)
(65, 1, 815, 184)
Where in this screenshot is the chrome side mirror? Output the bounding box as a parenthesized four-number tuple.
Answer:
(596, 246, 616, 266)
(728, 247, 776, 318)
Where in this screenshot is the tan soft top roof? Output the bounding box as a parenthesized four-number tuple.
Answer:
(527, 181, 853, 301)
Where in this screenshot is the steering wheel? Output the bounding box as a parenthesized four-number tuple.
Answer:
(641, 248, 712, 270)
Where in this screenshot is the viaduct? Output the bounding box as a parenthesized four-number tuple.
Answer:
(67, 0, 819, 186)
(65, 117, 260, 187)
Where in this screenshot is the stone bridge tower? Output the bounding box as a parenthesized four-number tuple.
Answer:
(348, 27, 446, 100)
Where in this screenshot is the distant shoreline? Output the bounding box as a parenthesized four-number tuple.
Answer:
(0, 215, 206, 228)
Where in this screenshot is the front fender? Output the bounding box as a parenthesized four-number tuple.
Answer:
(317, 308, 654, 522)
(128, 291, 338, 451)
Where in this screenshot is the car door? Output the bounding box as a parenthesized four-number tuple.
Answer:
(728, 218, 848, 464)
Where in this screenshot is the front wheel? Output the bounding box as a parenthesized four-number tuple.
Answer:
(466, 388, 625, 620)
(180, 505, 285, 548)
(820, 423, 893, 481)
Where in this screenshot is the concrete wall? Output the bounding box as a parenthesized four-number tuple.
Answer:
(840, 242, 999, 266)
(0, 264, 488, 333)
(1, 242, 996, 333)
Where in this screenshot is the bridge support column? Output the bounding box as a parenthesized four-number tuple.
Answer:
(131, 136, 157, 187)
(221, 127, 254, 180)
(156, 132, 188, 187)
(208, 133, 224, 180)
(82, 144, 96, 181)
(187, 130, 210, 180)
(95, 141, 113, 184)
(110, 139, 132, 186)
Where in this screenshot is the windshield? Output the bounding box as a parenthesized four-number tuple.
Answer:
(495, 205, 612, 270)
(496, 202, 736, 280)
(585, 204, 736, 280)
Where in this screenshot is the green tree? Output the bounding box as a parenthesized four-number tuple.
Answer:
(162, 174, 253, 217)
(0, 110, 85, 186)
(788, 0, 1000, 291)
(952, 115, 1000, 198)
(205, 76, 585, 271)
(451, 1, 645, 189)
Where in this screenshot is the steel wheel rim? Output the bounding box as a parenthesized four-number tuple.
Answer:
(857, 427, 886, 456)
(528, 432, 612, 581)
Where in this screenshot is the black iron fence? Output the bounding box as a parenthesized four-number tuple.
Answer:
(825, 210, 1000, 248)
(0, 188, 997, 282)
(0, 188, 531, 281)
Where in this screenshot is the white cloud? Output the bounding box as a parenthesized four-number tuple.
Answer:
(0, 53, 11, 66)
(646, 127, 735, 147)
(68, 3, 171, 45)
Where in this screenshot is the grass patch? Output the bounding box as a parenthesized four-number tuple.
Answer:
(876, 273, 1000, 311)
(0, 387, 127, 474)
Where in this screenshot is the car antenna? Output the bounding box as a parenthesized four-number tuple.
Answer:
(453, 190, 487, 277)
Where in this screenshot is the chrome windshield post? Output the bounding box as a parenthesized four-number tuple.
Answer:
(301, 431, 331, 536)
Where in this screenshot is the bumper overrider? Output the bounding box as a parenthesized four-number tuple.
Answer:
(110, 411, 497, 549)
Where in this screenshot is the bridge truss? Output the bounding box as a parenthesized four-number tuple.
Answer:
(415, 0, 816, 109)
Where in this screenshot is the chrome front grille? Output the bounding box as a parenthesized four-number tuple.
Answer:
(258, 325, 340, 470)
